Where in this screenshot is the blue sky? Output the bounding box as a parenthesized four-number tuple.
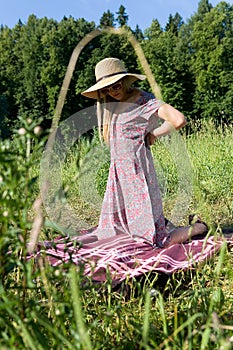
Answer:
(0, 0, 232, 30)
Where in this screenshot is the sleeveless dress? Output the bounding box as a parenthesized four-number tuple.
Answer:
(94, 90, 169, 248)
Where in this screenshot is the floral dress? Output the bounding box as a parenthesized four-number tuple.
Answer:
(95, 91, 169, 248)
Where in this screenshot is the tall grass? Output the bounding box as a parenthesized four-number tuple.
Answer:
(0, 120, 232, 349)
(152, 120, 233, 226)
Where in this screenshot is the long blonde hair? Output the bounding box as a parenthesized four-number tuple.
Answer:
(96, 77, 133, 145)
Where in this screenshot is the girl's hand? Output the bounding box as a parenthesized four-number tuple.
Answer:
(146, 132, 157, 146)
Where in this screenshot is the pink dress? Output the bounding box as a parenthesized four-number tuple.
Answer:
(95, 91, 169, 248)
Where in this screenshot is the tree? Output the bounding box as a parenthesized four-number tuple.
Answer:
(116, 5, 128, 27)
(190, 2, 233, 122)
(0, 22, 23, 134)
(0, 15, 96, 135)
(99, 10, 115, 28)
(144, 19, 162, 40)
(39, 16, 96, 119)
(196, 0, 213, 18)
(165, 13, 184, 35)
(134, 24, 144, 41)
(13, 15, 50, 122)
(0, 95, 9, 138)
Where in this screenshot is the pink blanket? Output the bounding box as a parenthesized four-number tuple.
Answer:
(30, 232, 233, 286)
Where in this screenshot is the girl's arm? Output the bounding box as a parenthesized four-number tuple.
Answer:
(147, 104, 187, 145)
(154, 103, 187, 136)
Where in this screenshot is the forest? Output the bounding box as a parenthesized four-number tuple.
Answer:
(0, 0, 233, 138)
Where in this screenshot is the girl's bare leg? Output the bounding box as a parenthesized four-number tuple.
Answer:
(165, 223, 208, 247)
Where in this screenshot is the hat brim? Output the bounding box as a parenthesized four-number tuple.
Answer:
(81, 73, 146, 99)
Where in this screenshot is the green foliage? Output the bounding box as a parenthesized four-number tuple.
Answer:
(99, 5, 129, 29)
(142, 26, 191, 114)
(0, 15, 96, 135)
(190, 2, 233, 123)
(144, 19, 162, 40)
(0, 116, 45, 278)
(99, 10, 115, 28)
(95, 160, 110, 197)
(133, 24, 144, 41)
(165, 12, 184, 35)
(0, 23, 22, 133)
(116, 5, 129, 27)
(0, 95, 9, 138)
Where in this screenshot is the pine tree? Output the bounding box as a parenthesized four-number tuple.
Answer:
(165, 13, 184, 35)
(134, 24, 144, 41)
(116, 5, 128, 27)
(99, 10, 115, 28)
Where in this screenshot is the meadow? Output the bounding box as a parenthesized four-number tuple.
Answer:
(0, 119, 232, 349)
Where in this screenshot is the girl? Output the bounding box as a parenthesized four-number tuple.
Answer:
(82, 57, 208, 248)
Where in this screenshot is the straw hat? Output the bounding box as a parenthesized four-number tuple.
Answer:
(81, 57, 146, 99)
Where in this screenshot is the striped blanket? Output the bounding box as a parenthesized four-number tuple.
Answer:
(30, 230, 233, 286)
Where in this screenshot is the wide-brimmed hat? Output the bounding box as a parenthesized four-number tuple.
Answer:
(81, 57, 146, 99)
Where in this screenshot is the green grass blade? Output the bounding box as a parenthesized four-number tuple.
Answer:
(69, 266, 93, 350)
(157, 292, 168, 337)
(142, 291, 151, 346)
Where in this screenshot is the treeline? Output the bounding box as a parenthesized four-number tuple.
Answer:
(0, 0, 233, 138)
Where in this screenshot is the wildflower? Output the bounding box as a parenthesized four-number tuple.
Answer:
(3, 211, 9, 217)
(34, 126, 42, 135)
(18, 127, 26, 135)
(54, 269, 60, 277)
